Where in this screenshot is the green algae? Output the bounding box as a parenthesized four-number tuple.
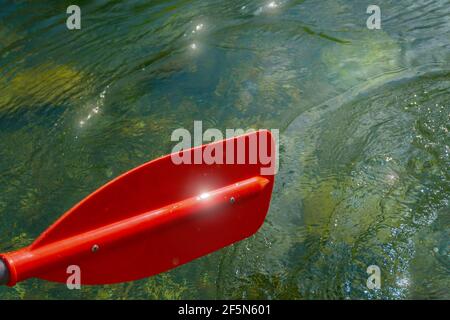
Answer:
(0, 24, 23, 49)
(321, 31, 403, 89)
(0, 64, 87, 111)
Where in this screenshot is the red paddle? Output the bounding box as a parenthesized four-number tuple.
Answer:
(0, 130, 276, 286)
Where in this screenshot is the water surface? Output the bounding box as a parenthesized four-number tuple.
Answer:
(0, 0, 448, 299)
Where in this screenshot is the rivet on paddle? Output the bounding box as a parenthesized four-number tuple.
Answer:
(229, 197, 235, 204)
(91, 244, 99, 253)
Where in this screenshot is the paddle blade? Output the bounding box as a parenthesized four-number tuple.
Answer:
(32, 130, 276, 284)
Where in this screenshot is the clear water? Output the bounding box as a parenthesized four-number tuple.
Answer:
(0, 0, 448, 299)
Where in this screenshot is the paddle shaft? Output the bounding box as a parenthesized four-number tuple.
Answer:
(0, 176, 269, 286)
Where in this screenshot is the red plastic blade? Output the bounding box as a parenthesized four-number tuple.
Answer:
(21, 130, 275, 285)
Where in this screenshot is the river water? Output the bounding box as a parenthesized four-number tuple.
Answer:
(0, 0, 448, 299)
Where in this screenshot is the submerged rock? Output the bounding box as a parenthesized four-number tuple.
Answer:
(321, 31, 403, 90)
(0, 64, 87, 112)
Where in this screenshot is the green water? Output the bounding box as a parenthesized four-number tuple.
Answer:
(0, 0, 449, 299)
